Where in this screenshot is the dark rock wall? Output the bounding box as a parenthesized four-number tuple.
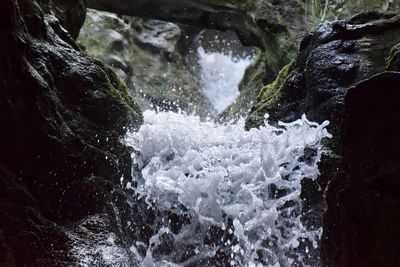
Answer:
(0, 0, 142, 265)
(246, 13, 400, 151)
(323, 71, 400, 266)
(246, 12, 400, 267)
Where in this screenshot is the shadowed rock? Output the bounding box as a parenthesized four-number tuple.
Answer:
(88, 0, 263, 47)
(87, 0, 301, 74)
(245, 12, 400, 266)
(0, 0, 142, 264)
(323, 71, 400, 266)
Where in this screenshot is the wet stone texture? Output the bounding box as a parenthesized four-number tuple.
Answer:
(0, 0, 142, 265)
(246, 12, 400, 267)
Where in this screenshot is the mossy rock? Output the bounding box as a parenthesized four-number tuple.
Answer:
(94, 63, 142, 128)
(386, 43, 400, 71)
(245, 63, 294, 128)
(1, 0, 143, 265)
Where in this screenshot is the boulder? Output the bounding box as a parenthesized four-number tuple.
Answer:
(246, 13, 400, 151)
(245, 12, 400, 266)
(323, 71, 400, 266)
(0, 0, 142, 264)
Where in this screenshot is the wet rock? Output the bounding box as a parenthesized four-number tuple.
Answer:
(386, 43, 400, 71)
(0, 0, 142, 264)
(87, 0, 400, 85)
(68, 214, 135, 265)
(322, 72, 400, 266)
(246, 13, 400, 152)
(246, 12, 400, 266)
(52, 0, 87, 39)
(78, 9, 213, 117)
(86, 0, 302, 89)
(0, 164, 73, 266)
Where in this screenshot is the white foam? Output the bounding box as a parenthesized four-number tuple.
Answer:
(197, 47, 254, 113)
(125, 110, 331, 266)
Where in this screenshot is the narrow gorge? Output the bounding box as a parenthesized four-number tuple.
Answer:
(1, 0, 400, 266)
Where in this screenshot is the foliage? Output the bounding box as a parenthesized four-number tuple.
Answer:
(304, 0, 397, 30)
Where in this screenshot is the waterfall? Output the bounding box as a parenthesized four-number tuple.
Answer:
(197, 47, 254, 113)
(124, 110, 331, 266)
(70, 48, 330, 266)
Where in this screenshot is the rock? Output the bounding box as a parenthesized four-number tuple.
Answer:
(0, 0, 142, 264)
(86, 0, 400, 86)
(245, 12, 400, 266)
(246, 13, 400, 151)
(87, 0, 265, 47)
(132, 19, 181, 54)
(386, 43, 400, 70)
(0, 163, 73, 266)
(78, 9, 213, 117)
(86, 0, 302, 82)
(52, 0, 87, 39)
(322, 71, 400, 266)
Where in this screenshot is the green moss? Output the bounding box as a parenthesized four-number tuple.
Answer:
(258, 63, 291, 104)
(275, 32, 296, 67)
(239, 52, 266, 88)
(385, 44, 400, 69)
(245, 63, 293, 128)
(95, 64, 142, 125)
(259, 27, 295, 75)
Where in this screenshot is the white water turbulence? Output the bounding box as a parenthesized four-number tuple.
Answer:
(124, 110, 331, 266)
(197, 47, 254, 113)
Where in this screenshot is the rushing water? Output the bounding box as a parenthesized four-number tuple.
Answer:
(70, 46, 330, 266)
(197, 47, 254, 113)
(124, 110, 331, 266)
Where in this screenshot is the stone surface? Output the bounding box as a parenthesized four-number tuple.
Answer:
(246, 13, 400, 151)
(78, 9, 214, 117)
(0, 0, 142, 264)
(322, 71, 400, 266)
(387, 42, 400, 70)
(245, 12, 400, 266)
(86, 0, 302, 80)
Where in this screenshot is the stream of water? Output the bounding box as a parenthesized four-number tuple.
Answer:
(120, 47, 332, 266)
(197, 47, 254, 113)
(124, 110, 330, 266)
(71, 48, 330, 266)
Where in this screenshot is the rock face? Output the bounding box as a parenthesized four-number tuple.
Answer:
(246, 13, 400, 150)
(323, 71, 400, 266)
(246, 12, 400, 266)
(87, 0, 301, 80)
(78, 9, 214, 117)
(87, 0, 400, 80)
(0, 0, 142, 265)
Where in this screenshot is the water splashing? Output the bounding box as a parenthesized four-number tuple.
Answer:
(124, 110, 331, 266)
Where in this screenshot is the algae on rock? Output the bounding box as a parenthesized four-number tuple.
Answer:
(386, 43, 400, 70)
(245, 63, 294, 128)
